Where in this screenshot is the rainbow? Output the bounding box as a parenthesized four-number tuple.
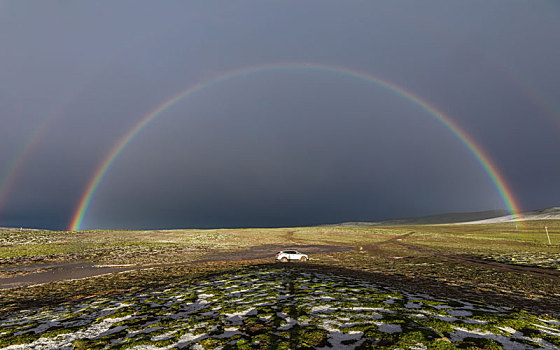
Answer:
(0, 32, 168, 221)
(0, 127, 44, 213)
(69, 63, 523, 231)
(0, 101, 74, 217)
(490, 62, 560, 135)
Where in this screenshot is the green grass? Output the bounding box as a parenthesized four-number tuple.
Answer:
(2, 267, 557, 349)
(1, 220, 559, 317)
(1, 220, 558, 262)
(0, 242, 97, 259)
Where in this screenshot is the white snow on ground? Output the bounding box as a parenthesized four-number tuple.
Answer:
(320, 321, 341, 333)
(1, 268, 559, 349)
(451, 328, 558, 350)
(320, 331, 365, 349)
(497, 326, 517, 334)
(278, 317, 297, 330)
(2, 315, 131, 350)
(536, 324, 560, 336)
(462, 318, 487, 325)
(464, 207, 560, 224)
(225, 308, 257, 319)
(175, 331, 206, 347)
(311, 305, 336, 313)
(151, 330, 174, 341)
(540, 319, 560, 326)
(350, 307, 379, 312)
(435, 315, 458, 322)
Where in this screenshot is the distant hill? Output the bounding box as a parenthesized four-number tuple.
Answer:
(335, 209, 509, 226)
(467, 207, 560, 224)
(0, 227, 46, 231)
(2, 207, 559, 231)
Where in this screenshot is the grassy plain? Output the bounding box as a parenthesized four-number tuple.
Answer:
(0, 221, 559, 349)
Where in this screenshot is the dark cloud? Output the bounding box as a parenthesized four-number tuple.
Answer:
(1, 1, 558, 229)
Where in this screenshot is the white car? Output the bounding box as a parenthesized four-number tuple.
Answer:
(276, 250, 308, 262)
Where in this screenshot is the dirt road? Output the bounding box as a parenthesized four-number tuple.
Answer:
(349, 231, 560, 281)
(0, 244, 352, 289)
(394, 240, 560, 280)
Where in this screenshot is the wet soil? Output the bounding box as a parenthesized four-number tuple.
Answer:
(0, 263, 133, 289)
(361, 232, 560, 280)
(0, 244, 352, 289)
(284, 262, 560, 317)
(393, 239, 560, 281)
(195, 243, 352, 262)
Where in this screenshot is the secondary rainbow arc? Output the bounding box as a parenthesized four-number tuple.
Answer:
(69, 63, 523, 231)
(0, 99, 77, 216)
(0, 31, 172, 221)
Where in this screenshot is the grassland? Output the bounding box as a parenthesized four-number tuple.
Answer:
(0, 221, 558, 349)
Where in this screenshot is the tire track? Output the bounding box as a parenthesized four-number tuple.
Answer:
(393, 240, 560, 280)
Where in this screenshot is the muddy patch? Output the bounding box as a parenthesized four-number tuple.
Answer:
(0, 244, 352, 289)
(0, 263, 133, 290)
(194, 244, 353, 263)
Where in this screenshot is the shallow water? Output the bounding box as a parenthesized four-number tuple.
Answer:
(0, 263, 131, 289)
(0, 244, 352, 289)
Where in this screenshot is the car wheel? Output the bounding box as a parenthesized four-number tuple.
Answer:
(281, 257, 288, 262)
(300, 256, 308, 262)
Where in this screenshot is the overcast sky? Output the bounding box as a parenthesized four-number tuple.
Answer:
(1, 1, 559, 230)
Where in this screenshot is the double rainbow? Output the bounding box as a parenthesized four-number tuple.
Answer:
(69, 63, 522, 231)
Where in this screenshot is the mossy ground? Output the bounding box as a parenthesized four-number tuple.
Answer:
(0, 266, 559, 349)
(0, 222, 559, 348)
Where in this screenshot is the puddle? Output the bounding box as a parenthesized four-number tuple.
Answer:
(0, 244, 352, 289)
(0, 263, 132, 289)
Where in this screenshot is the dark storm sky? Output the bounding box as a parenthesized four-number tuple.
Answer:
(1, 1, 559, 230)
